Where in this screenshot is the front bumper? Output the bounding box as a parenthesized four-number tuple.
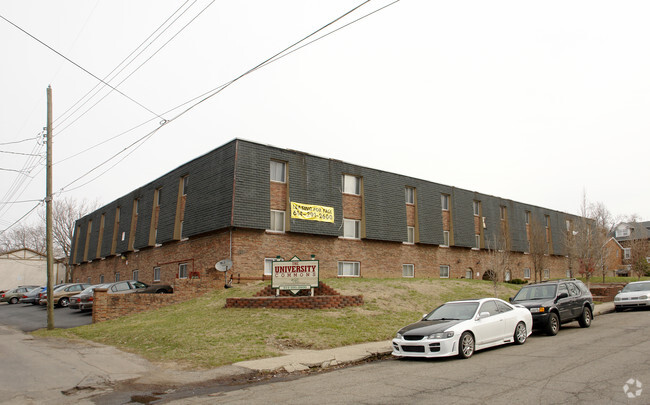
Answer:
(391, 337, 457, 358)
(615, 297, 650, 309)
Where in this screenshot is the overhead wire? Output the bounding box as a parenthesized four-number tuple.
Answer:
(0, 13, 164, 120)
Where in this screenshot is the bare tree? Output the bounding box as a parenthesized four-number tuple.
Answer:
(485, 224, 512, 297)
(571, 194, 612, 288)
(627, 238, 650, 280)
(528, 217, 548, 283)
(38, 196, 100, 280)
(0, 223, 45, 254)
(589, 202, 617, 283)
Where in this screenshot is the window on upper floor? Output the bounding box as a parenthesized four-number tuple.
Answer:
(343, 219, 360, 239)
(182, 176, 189, 196)
(525, 211, 531, 225)
(441, 194, 450, 211)
(500, 206, 507, 220)
(566, 219, 571, 231)
(442, 231, 450, 247)
(545, 215, 551, 228)
(474, 234, 481, 249)
(407, 226, 415, 244)
(155, 188, 162, 207)
(342, 174, 361, 195)
(473, 201, 480, 216)
(405, 187, 415, 204)
(270, 210, 285, 233)
(615, 227, 631, 238)
(270, 161, 286, 183)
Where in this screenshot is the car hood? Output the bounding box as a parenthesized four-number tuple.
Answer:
(398, 319, 465, 335)
(510, 299, 553, 308)
(616, 291, 650, 299)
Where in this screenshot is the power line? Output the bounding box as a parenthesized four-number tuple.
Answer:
(0, 150, 44, 157)
(0, 202, 42, 236)
(0, 13, 163, 120)
(0, 135, 40, 146)
(53, 0, 197, 133)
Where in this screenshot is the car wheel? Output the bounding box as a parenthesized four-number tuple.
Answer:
(546, 312, 559, 336)
(514, 322, 527, 345)
(31, 301, 38, 305)
(59, 297, 70, 307)
(614, 306, 622, 313)
(458, 332, 475, 359)
(156, 289, 166, 294)
(578, 306, 592, 328)
(9, 297, 18, 304)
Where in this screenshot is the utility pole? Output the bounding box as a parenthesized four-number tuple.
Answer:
(46, 85, 54, 330)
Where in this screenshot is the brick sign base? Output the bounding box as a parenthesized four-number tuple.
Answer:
(225, 283, 363, 309)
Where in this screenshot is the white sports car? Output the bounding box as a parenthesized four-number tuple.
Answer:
(392, 298, 532, 359)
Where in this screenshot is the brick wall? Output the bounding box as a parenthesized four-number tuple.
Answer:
(225, 282, 363, 309)
(92, 278, 222, 322)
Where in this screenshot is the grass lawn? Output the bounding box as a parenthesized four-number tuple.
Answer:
(34, 278, 520, 369)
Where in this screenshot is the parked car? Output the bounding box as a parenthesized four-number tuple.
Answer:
(39, 283, 91, 307)
(74, 284, 109, 311)
(18, 286, 44, 304)
(391, 298, 532, 359)
(1, 286, 40, 304)
(78, 281, 173, 311)
(510, 279, 594, 336)
(614, 281, 650, 312)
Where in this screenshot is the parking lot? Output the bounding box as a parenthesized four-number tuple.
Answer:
(0, 301, 92, 331)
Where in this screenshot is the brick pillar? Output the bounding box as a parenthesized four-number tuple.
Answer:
(92, 288, 109, 323)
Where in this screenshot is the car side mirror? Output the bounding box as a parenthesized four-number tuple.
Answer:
(557, 292, 568, 300)
(618, 290, 622, 293)
(508, 297, 513, 303)
(477, 312, 490, 320)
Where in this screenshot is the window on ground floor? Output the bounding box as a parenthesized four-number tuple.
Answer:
(264, 258, 274, 276)
(440, 265, 450, 278)
(338, 261, 360, 277)
(100, 274, 104, 283)
(543, 269, 550, 280)
(132, 269, 139, 281)
(115, 272, 120, 282)
(505, 270, 511, 282)
(402, 264, 414, 278)
(466, 269, 473, 279)
(154, 267, 161, 282)
(523, 268, 530, 279)
(179, 263, 188, 279)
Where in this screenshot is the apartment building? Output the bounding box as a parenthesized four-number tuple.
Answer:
(70, 139, 581, 284)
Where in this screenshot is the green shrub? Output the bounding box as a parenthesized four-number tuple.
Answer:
(507, 278, 528, 285)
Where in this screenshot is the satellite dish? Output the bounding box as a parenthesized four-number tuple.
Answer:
(215, 259, 233, 272)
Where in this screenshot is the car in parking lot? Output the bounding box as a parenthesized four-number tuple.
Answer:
(73, 284, 109, 311)
(18, 286, 43, 304)
(391, 298, 532, 359)
(510, 279, 594, 336)
(78, 280, 173, 311)
(39, 283, 91, 307)
(1, 286, 40, 304)
(614, 281, 650, 312)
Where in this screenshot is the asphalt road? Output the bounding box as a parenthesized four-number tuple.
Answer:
(0, 301, 92, 331)
(158, 310, 650, 405)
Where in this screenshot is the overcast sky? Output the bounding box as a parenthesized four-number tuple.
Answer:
(1, 0, 649, 232)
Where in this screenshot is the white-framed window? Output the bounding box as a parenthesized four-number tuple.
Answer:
(474, 234, 481, 249)
(543, 269, 550, 280)
(407, 226, 415, 244)
(505, 271, 511, 282)
(402, 264, 414, 278)
(153, 267, 161, 282)
(182, 176, 189, 196)
(405, 187, 415, 204)
(525, 211, 531, 225)
(465, 269, 473, 279)
(442, 231, 450, 247)
(270, 161, 286, 183)
(523, 268, 531, 279)
(441, 194, 449, 211)
(565, 219, 571, 231)
(440, 265, 450, 278)
(180, 220, 185, 240)
(615, 227, 630, 238)
(624, 248, 631, 260)
(115, 272, 120, 282)
(343, 219, 360, 239)
(566, 269, 571, 278)
(500, 206, 507, 220)
(270, 210, 285, 232)
(179, 263, 188, 279)
(545, 215, 551, 228)
(473, 201, 480, 216)
(100, 274, 104, 283)
(264, 258, 275, 276)
(338, 261, 360, 277)
(342, 174, 361, 195)
(134, 199, 139, 215)
(132, 270, 139, 281)
(155, 187, 162, 207)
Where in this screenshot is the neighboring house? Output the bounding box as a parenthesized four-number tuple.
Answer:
(70, 139, 585, 285)
(603, 238, 626, 276)
(611, 221, 650, 276)
(0, 248, 66, 291)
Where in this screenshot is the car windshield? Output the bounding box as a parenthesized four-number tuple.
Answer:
(513, 285, 557, 301)
(424, 302, 479, 321)
(621, 282, 650, 293)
